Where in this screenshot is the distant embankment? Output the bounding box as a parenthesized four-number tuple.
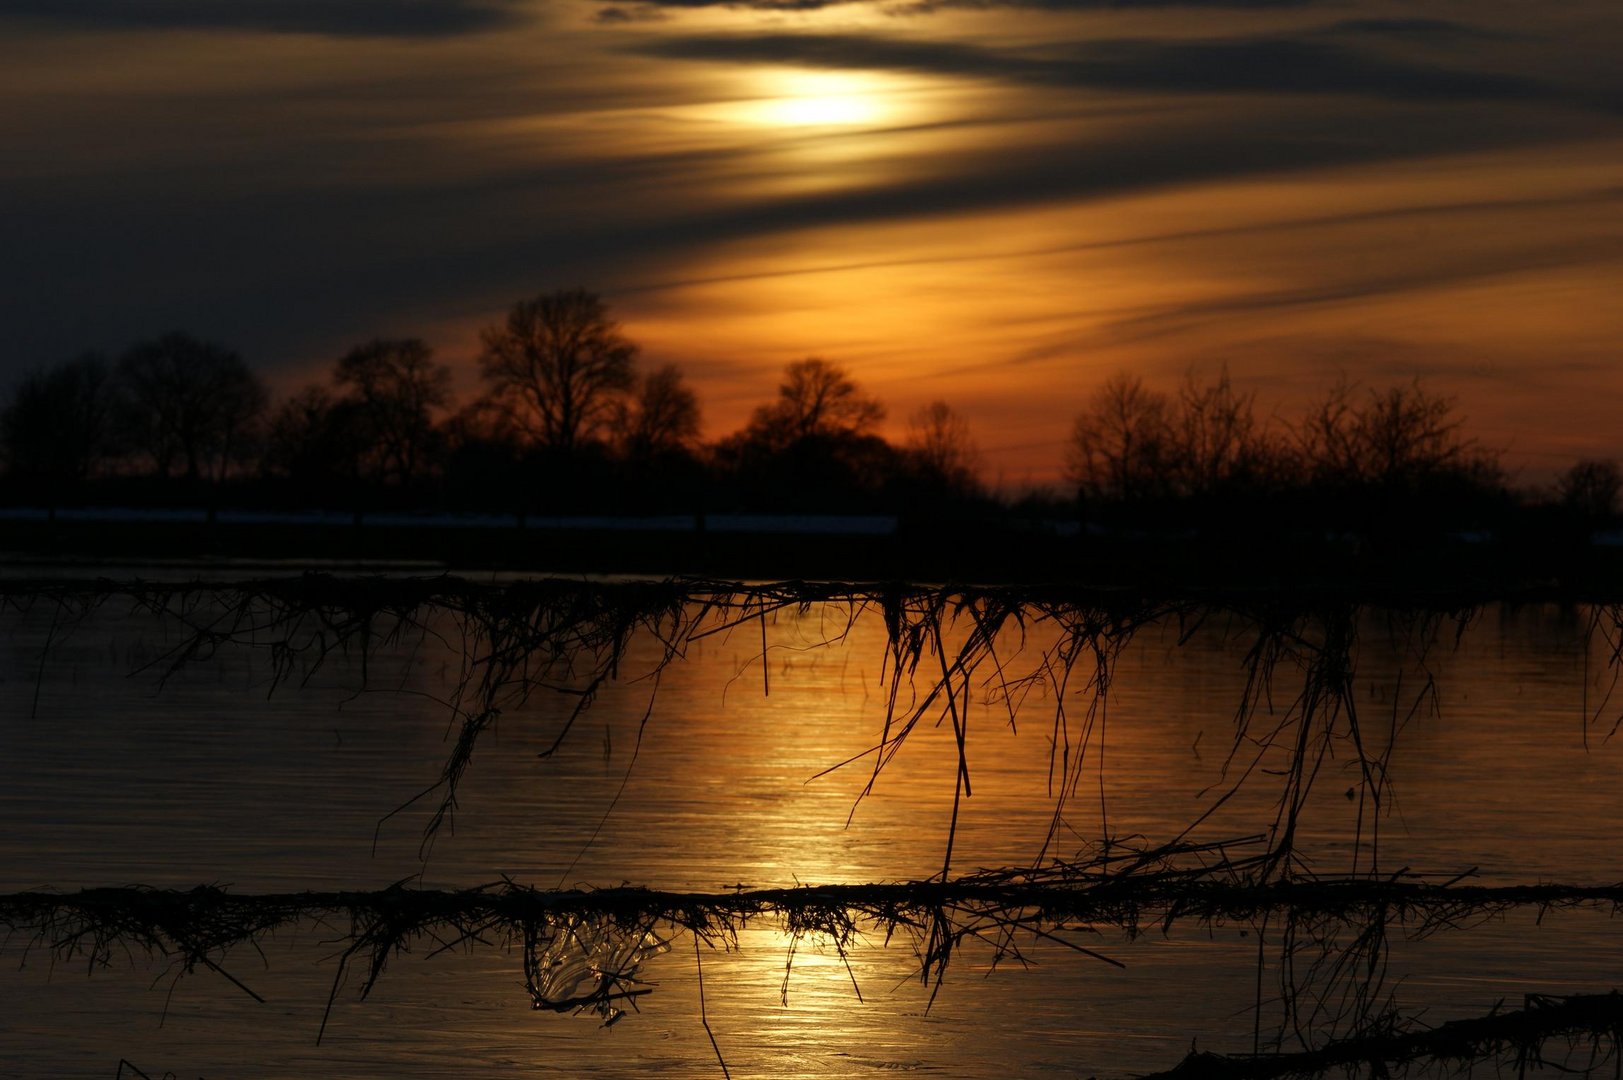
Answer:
(0, 505, 1614, 587)
(0, 507, 1025, 580)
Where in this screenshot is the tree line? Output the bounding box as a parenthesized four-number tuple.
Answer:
(1066, 371, 1620, 535)
(0, 289, 983, 518)
(1, 287, 1616, 534)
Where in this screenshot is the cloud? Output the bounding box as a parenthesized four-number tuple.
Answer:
(602, 0, 1324, 12)
(602, 0, 846, 9)
(1096, 237, 1623, 346)
(514, 100, 1587, 285)
(595, 4, 668, 22)
(0, 58, 1590, 374)
(903, 0, 1320, 10)
(0, 0, 526, 37)
(623, 186, 1623, 299)
(1324, 18, 1509, 42)
(632, 31, 1550, 105)
(2, 6, 1611, 383)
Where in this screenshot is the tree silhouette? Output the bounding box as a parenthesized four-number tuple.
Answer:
(744, 357, 884, 450)
(614, 364, 701, 460)
(1165, 369, 1275, 499)
(718, 358, 894, 511)
(904, 400, 980, 494)
(0, 353, 116, 491)
(1066, 373, 1171, 504)
(1295, 378, 1498, 491)
(333, 337, 453, 486)
(476, 289, 637, 454)
(1558, 459, 1621, 524)
(115, 332, 266, 483)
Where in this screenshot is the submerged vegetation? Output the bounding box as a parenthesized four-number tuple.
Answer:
(7, 851, 1623, 1055)
(1145, 991, 1623, 1080)
(6, 572, 1623, 1075)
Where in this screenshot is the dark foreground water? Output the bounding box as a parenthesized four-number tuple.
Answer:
(2, 580, 1621, 1077)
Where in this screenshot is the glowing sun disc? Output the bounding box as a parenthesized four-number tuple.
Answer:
(751, 69, 893, 128)
(766, 92, 881, 127)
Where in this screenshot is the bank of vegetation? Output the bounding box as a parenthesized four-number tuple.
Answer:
(1, 290, 1617, 578)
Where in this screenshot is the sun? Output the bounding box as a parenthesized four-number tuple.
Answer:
(670, 66, 927, 135)
(768, 92, 879, 127)
(744, 68, 897, 129)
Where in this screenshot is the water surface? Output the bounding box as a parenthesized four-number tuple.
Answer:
(2, 589, 1620, 1077)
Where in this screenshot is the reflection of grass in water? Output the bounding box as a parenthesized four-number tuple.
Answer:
(0, 575, 1517, 871)
(4, 843, 1622, 1068)
(7, 575, 1623, 1070)
(1145, 991, 1623, 1080)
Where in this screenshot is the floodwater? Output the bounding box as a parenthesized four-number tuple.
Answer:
(2, 583, 1621, 1077)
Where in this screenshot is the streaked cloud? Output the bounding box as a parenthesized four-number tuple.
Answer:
(602, 0, 1326, 12)
(1323, 18, 1510, 42)
(0, 0, 527, 37)
(632, 30, 1553, 106)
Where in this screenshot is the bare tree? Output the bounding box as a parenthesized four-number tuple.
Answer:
(1166, 368, 1273, 498)
(0, 353, 116, 486)
(1066, 373, 1171, 503)
(745, 357, 884, 450)
(905, 400, 980, 491)
(614, 364, 701, 459)
(476, 289, 637, 453)
(333, 337, 453, 485)
(1558, 459, 1622, 522)
(115, 332, 267, 482)
(1296, 378, 1498, 489)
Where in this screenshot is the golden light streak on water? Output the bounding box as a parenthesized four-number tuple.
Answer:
(8, 598, 1623, 1074)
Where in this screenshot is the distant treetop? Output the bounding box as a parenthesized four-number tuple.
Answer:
(744, 357, 885, 451)
(476, 288, 638, 453)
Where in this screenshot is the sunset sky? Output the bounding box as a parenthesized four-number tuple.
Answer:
(3, 0, 1619, 485)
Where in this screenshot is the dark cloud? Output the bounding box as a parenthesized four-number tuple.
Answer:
(1095, 241, 1623, 346)
(0, 0, 525, 37)
(632, 31, 1550, 105)
(608, 108, 1576, 268)
(595, 4, 668, 21)
(1325, 18, 1507, 42)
